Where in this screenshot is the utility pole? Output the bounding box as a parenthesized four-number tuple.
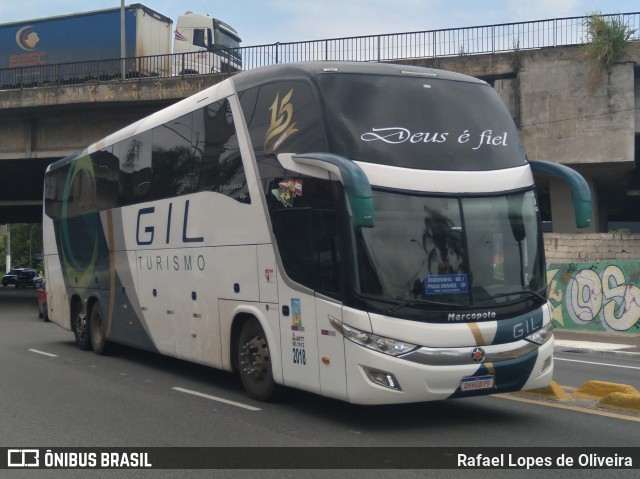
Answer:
(121, 0, 126, 80)
(5, 224, 10, 273)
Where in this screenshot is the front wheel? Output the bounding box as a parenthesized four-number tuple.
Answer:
(237, 319, 279, 401)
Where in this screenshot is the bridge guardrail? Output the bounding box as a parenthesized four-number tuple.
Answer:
(1, 12, 638, 90)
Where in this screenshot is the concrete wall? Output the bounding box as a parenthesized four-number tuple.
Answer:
(517, 50, 635, 167)
(544, 233, 640, 263)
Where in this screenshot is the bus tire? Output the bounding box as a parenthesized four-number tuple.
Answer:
(90, 302, 109, 355)
(238, 319, 278, 401)
(72, 303, 91, 351)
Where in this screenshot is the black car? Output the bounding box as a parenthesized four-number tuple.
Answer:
(2, 268, 26, 287)
(15, 269, 40, 288)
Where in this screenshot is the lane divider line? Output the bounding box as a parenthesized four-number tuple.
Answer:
(28, 349, 58, 357)
(496, 394, 640, 423)
(172, 387, 261, 411)
(555, 357, 640, 370)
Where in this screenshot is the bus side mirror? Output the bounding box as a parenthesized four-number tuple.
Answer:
(277, 153, 375, 228)
(528, 160, 592, 229)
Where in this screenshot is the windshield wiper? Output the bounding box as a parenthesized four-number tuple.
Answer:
(387, 298, 456, 315)
(475, 289, 547, 304)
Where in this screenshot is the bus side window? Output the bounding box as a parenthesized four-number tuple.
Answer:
(114, 130, 152, 205)
(195, 99, 250, 203)
(151, 113, 195, 199)
(269, 177, 343, 298)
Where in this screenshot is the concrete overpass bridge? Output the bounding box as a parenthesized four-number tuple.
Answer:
(1, 11, 639, 232)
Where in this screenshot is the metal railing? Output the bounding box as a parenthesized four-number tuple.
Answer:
(1, 12, 638, 90)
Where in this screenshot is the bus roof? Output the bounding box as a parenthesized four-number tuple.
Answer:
(231, 61, 489, 92)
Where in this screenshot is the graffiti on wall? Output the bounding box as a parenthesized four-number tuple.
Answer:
(547, 262, 640, 333)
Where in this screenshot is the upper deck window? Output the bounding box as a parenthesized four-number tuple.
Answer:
(317, 73, 526, 171)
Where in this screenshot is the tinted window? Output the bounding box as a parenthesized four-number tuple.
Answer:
(114, 130, 152, 204)
(238, 80, 328, 180)
(44, 153, 96, 219)
(45, 98, 249, 218)
(265, 175, 344, 297)
(92, 148, 119, 210)
(318, 73, 526, 171)
(193, 29, 206, 48)
(194, 99, 249, 203)
(152, 113, 197, 199)
(44, 161, 69, 219)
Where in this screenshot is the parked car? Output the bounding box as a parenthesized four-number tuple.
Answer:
(15, 269, 40, 288)
(37, 279, 49, 322)
(2, 268, 26, 287)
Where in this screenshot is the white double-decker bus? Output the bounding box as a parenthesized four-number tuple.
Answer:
(43, 62, 591, 404)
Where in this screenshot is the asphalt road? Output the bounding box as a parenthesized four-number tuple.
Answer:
(1, 287, 638, 478)
(554, 351, 640, 391)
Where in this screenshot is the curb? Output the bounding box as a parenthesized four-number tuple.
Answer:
(597, 392, 640, 414)
(515, 381, 569, 400)
(573, 381, 640, 400)
(516, 380, 640, 415)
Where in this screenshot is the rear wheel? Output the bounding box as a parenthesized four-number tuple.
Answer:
(72, 303, 91, 351)
(90, 302, 109, 355)
(237, 319, 279, 401)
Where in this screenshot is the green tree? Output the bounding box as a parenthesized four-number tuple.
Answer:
(3, 223, 43, 273)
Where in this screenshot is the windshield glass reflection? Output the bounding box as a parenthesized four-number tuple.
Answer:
(355, 189, 545, 309)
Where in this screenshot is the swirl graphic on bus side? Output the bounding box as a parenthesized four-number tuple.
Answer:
(60, 153, 99, 289)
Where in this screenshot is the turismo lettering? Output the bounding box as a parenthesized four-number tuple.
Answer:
(137, 254, 206, 272)
(136, 199, 203, 246)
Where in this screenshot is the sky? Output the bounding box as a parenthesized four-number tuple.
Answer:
(0, 0, 638, 48)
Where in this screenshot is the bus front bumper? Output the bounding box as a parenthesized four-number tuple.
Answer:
(342, 336, 554, 405)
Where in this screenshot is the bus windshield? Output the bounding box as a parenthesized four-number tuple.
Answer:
(354, 189, 545, 309)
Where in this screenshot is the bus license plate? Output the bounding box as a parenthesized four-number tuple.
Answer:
(461, 375, 495, 392)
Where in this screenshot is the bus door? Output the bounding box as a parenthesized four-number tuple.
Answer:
(315, 297, 348, 399)
(276, 282, 347, 398)
(271, 177, 347, 396)
(277, 277, 321, 394)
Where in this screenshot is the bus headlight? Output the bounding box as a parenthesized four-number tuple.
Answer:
(329, 316, 419, 356)
(525, 323, 553, 345)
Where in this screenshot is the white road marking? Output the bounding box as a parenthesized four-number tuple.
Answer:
(555, 357, 640, 370)
(28, 349, 58, 357)
(555, 339, 634, 350)
(172, 387, 261, 411)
